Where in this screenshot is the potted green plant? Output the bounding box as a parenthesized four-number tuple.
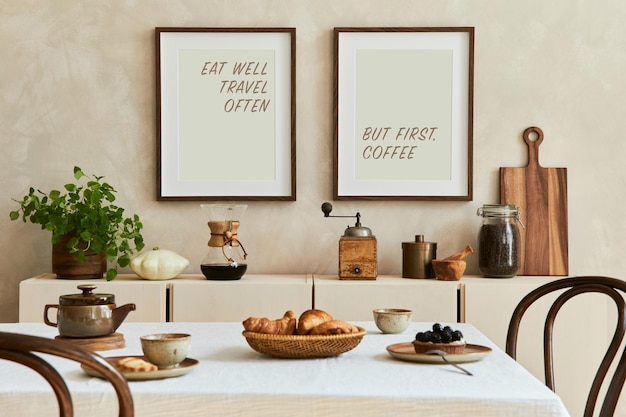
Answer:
(9, 166, 145, 280)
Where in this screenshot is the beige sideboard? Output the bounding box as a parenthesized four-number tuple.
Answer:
(20, 273, 460, 323)
(19, 273, 613, 417)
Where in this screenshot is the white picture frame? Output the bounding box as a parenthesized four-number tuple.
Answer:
(334, 27, 474, 200)
(156, 28, 296, 201)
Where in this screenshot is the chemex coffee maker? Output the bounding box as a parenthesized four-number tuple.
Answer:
(321, 202, 377, 280)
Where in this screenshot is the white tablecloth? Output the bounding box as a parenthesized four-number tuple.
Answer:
(0, 321, 570, 417)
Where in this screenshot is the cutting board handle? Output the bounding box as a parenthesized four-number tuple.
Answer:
(523, 126, 544, 169)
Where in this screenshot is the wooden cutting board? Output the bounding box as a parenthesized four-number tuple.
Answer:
(499, 126, 568, 276)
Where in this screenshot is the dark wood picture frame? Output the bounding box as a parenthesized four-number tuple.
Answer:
(333, 27, 474, 201)
(156, 27, 296, 201)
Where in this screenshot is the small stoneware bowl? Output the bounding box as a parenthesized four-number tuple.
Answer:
(140, 333, 191, 369)
(372, 308, 413, 334)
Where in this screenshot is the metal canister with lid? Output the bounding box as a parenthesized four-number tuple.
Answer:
(402, 235, 437, 279)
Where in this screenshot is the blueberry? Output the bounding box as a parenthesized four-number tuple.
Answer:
(415, 332, 430, 342)
(441, 329, 453, 343)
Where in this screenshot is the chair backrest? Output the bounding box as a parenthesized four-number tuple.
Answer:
(0, 331, 133, 417)
(506, 276, 626, 417)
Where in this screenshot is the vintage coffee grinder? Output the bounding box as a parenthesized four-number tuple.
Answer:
(321, 202, 377, 280)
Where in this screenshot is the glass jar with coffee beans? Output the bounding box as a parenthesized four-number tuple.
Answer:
(476, 204, 523, 278)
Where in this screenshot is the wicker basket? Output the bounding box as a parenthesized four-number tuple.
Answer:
(242, 327, 367, 359)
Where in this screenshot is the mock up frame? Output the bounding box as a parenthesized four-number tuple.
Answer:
(157, 27, 296, 201)
(334, 27, 474, 200)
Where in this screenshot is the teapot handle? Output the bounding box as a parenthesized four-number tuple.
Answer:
(43, 304, 59, 328)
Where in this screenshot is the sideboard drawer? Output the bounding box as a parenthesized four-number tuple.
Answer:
(313, 275, 459, 323)
(170, 274, 312, 321)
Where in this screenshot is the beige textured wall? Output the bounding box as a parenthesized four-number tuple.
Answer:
(1, 0, 625, 322)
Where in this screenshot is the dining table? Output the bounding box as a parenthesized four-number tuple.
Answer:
(0, 321, 571, 417)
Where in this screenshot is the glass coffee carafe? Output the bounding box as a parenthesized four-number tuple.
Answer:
(200, 204, 248, 280)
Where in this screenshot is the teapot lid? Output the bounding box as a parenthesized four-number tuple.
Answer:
(59, 285, 115, 306)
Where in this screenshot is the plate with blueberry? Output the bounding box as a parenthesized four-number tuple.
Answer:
(386, 323, 492, 364)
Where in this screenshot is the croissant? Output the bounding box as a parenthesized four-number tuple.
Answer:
(242, 310, 297, 335)
(308, 320, 360, 335)
(296, 309, 334, 335)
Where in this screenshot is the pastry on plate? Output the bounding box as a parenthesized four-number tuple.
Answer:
(412, 323, 466, 354)
(118, 357, 158, 372)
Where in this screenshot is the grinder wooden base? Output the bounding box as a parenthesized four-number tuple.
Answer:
(338, 236, 377, 280)
(55, 332, 125, 351)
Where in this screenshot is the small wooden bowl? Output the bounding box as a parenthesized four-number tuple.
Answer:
(432, 260, 466, 281)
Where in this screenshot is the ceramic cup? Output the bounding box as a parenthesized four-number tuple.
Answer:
(140, 333, 191, 369)
(372, 308, 413, 334)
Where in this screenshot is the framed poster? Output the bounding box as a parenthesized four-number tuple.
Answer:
(156, 28, 296, 200)
(334, 27, 474, 200)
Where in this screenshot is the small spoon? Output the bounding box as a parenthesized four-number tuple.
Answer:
(425, 350, 473, 376)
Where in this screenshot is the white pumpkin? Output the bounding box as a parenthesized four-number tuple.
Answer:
(130, 247, 189, 280)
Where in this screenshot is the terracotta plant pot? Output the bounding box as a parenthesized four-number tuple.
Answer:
(52, 235, 106, 280)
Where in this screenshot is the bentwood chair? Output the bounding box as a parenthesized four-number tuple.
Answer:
(0, 331, 133, 417)
(506, 276, 626, 417)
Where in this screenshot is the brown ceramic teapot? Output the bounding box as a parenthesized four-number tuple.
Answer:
(44, 284, 136, 338)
